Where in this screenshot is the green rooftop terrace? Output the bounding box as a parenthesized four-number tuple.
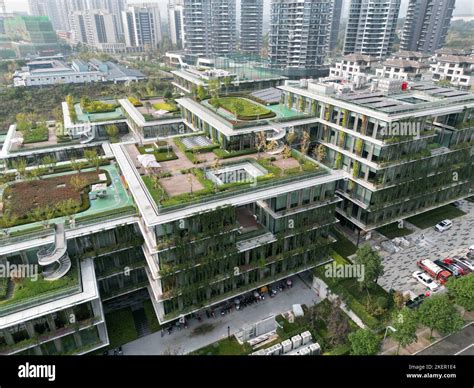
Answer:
(70, 98, 125, 123)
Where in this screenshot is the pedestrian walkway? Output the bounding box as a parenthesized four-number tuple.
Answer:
(122, 273, 320, 355)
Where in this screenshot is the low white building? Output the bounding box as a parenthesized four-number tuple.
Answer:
(376, 58, 430, 81)
(431, 54, 474, 90)
(329, 54, 380, 81)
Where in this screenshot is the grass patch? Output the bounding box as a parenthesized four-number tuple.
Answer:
(331, 229, 357, 259)
(192, 337, 252, 355)
(0, 260, 79, 308)
(20, 124, 49, 143)
(80, 97, 118, 114)
(213, 148, 258, 159)
(406, 204, 466, 229)
(376, 222, 412, 239)
(209, 97, 276, 120)
(137, 145, 178, 162)
(153, 101, 178, 112)
(104, 307, 138, 349)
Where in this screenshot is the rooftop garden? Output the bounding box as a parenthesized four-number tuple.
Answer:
(142, 149, 323, 209)
(0, 258, 79, 313)
(15, 113, 49, 144)
(80, 96, 119, 114)
(137, 142, 178, 162)
(208, 97, 276, 121)
(1, 157, 111, 228)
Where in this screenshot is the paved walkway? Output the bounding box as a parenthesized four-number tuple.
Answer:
(122, 273, 320, 355)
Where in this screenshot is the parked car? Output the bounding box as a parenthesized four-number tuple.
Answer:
(468, 245, 474, 259)
(406, 294, 426, 309)
(434, 259, 462, 277)
(444, 257, 470, 275)
(434, 219, 452, 232)
(453, 257, 474, 272)
(412, 271, 439, 291)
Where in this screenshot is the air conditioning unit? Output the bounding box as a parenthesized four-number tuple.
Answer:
(281, 339, 292, 353)
(299, 347, 311, 356)
(274, 343, 282, 355)
(301, 331, 312, 345)
(291, 334, 302, 349)
(309, 343, 321, 355)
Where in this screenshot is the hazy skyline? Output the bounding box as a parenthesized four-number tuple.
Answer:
(4, 0, 474, 18)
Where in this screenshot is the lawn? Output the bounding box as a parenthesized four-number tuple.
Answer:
(331, 229, 357, 259)
(0, 259, 78, 308)
(80, 97, 118, 114)
(104, 307, 138, 349)
(1, 170, 108, 226)
(406, 204, 466, 229)
(209, 97, 276, 120)
(376, 222, 413, 239)
(192, 337, 251, 355)
(153, 101, 178, 112)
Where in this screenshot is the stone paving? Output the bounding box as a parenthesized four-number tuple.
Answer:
(376, 199, 474, 295)
(122, 273, 320, 355)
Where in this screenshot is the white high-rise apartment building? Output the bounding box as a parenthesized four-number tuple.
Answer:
(343, 0, 401, 58)
(168, 0, 185, 48)
(70, 9, 119, 48)
(122, 3, 162, 49)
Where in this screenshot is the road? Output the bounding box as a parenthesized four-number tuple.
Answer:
(416, 323, 474, 355)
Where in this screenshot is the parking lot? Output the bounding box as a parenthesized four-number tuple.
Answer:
(376, 199, 474, 295)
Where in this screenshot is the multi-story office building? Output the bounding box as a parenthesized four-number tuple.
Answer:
(329, 0, 343, 52)
(70, 9, 119, 50)
(168, 0, 185, 48)
(182, 0, 236, 56)
(122, 3, 162, 50)
(343, 0, 401, 58)
(400, 0, 455, 54)
(0, 70, 472, 355)
(269, 0, 333, 77)
(279, 80, 473, 231)
(240, 0, 263, 55)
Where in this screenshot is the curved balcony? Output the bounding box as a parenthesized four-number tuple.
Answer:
(43, 254, 72, 281)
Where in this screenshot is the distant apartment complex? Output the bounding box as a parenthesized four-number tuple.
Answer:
(400, 0, 455, 54)
(269, 0, 333, 77)
(182, 0, 236, 56)
(70, 9, 120, 51)
(329, 53, 380, 80)
(344, 0, 401, 58)
(122, 3, 162, 50)
(240, 0, 264, 55)
(329, 0, 343, 52)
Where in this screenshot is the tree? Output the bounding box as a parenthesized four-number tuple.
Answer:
(164, 89, 173, 99)
(223, 76, 232, 95)
(391, 307, 419, 355)
(265, 139, 278, 153)
(393, 290, 410, 310)
(105, 124, 119, 141)
(286, 131, 296, 146)
(70, 158, 84, 174)
(12, 158, 27, 179)
(255, 131, 267, 158)
(313, 144, 327, 162)
(42, 155, 57, 173)
(300, 130, 311, 155)
(144, 100, 152, 115)
(208, 79, 221, 100)
(69, 174, 88, 193)
(187, 173, 194, 194)
(197, 85, 206, 101)
(418, 295, 464, 337)
(446, 273, 474, 311)
(327, 297, 350, 347)
(84, 149, 101, 171)
(348, 329, 380, 355)
(353, 244, 384, 292)
(281, 144, 292, 174)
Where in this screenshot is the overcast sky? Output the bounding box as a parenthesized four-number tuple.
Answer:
(5, 0, 474, 19)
